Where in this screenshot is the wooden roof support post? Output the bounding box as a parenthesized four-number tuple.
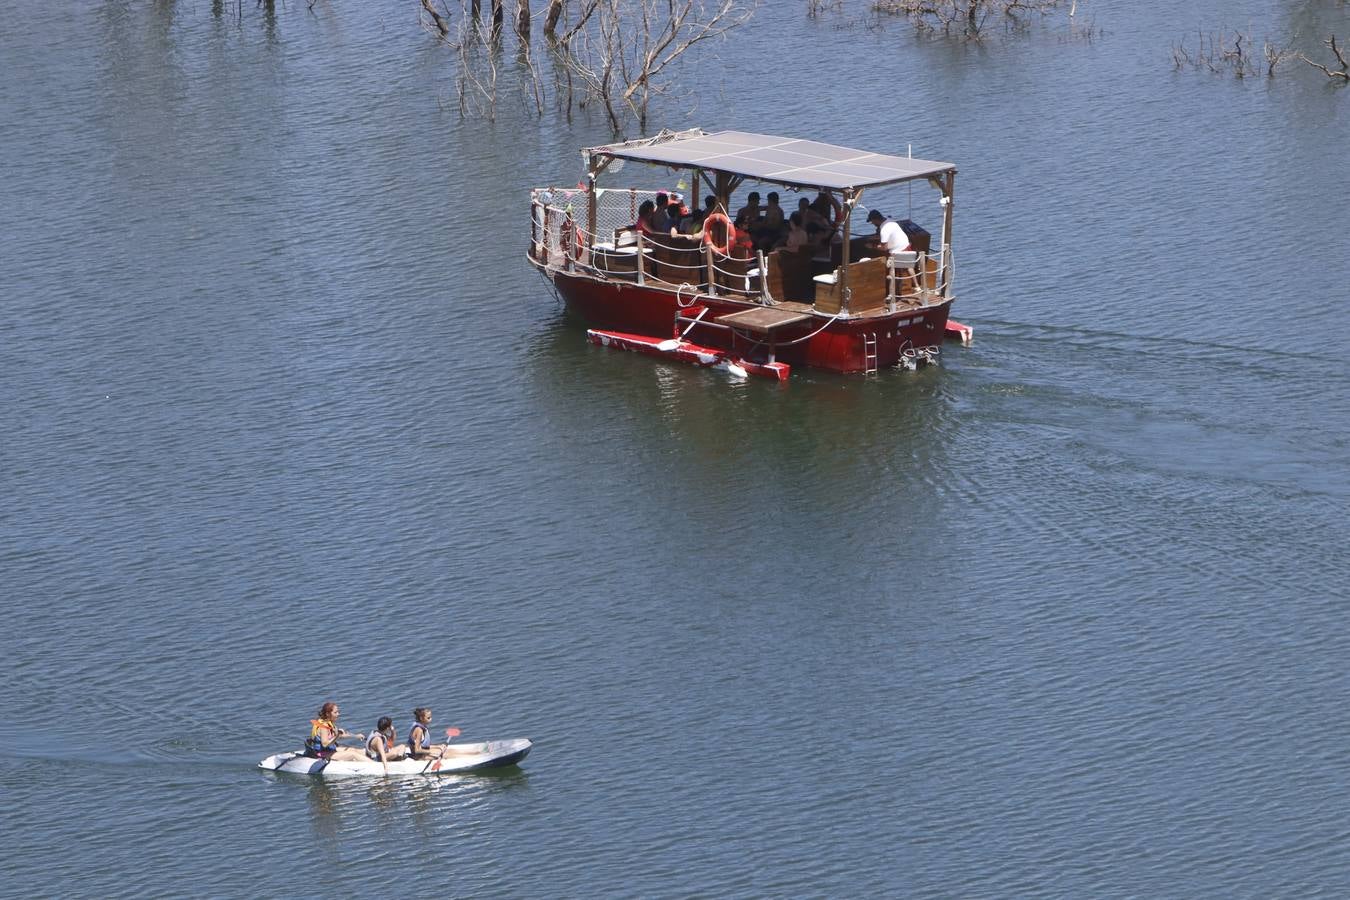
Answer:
(940, 171, 955, 298)
(714, 171, 732, 213)
(587, 174, 598, 249)
(757, 249, 768, 304)
(839, 189, 856, 316)
(699, 169, 715, 203)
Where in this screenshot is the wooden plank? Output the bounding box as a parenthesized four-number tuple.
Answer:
(715, 307, 812, 333)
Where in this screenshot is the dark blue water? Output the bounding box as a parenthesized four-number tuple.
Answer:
(3, 1, 1348, 896)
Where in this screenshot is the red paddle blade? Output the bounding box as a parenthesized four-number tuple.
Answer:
(445, 727, 461, 738)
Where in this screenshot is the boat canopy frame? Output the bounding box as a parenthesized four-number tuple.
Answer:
(580, 129, 957, 313)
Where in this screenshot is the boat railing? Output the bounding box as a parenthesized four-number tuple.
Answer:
(530, 187, 764, 300)
(531, 186, 668, 265)
(531, 188, 954, 314)
(880, 245, 952, 309)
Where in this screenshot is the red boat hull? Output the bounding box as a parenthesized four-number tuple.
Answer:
(548, 271, 951, 374)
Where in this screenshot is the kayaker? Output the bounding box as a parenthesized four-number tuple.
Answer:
(303, 701, 365, 761)
(407, 706, 461, 759)
(365, 717, 402, 773)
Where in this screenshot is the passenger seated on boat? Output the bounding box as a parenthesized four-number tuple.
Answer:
(365, 717, 404, 772)
(731, 213, 755, 258)
(668, 192, 691, 231)
(797, 197, 830, 234)
(633, 199, 657, 236)
(784, 212, 809, 252)
(652, 192, 675, 234)
(811, 192, 842, 235)
(756, 191, 787, 248)
(407, 706, 462, 759)
(684, 194, 718, 234)
(304, 701, 367, 761)
(735, 191, 763, 228)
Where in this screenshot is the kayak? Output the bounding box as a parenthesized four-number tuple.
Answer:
(258, 738, 532, 777)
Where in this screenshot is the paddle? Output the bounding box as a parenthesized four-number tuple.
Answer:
(657, 306, 708, 351)
(420, 727, 464, 774)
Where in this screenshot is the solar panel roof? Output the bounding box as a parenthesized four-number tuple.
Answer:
(587, 130, 954, 192)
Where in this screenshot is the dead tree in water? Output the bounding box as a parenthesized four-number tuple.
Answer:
(421, 0, 451, 36)
(872, 0, 1064, 38)
(544, 0, 566, 38)
(553, 0, 754, 132)
(1302, 34, 1350, 81)
(516, 0, 531, 42)
(425, 0, 753, 130)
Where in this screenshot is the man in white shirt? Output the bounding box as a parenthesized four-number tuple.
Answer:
(866, 209, 911, 255)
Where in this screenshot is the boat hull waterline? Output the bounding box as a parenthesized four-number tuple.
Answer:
(555, 273, 953, 375)
(258, 739, 532, 777)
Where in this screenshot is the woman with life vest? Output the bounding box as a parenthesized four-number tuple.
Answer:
(303, 701, 366, 761)
(407, 706, 462, 760)
(365, 717, 402, 773)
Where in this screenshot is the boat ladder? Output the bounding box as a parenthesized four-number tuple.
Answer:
(863, 333, 879, 374)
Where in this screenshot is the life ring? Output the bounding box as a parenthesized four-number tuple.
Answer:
(702, 212, 732, 255)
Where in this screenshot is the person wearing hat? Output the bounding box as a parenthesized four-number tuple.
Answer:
(668, 191, 690, 231)
(866, 209, 911, 256)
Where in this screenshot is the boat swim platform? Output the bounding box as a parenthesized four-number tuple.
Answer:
(716, 304, 972, 345)
(714, 305, 813, 334)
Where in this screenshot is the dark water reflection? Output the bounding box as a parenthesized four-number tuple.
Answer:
(2, 1, 1349, 896)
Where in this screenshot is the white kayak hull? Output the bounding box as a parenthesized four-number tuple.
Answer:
(258, 739, 532, 777)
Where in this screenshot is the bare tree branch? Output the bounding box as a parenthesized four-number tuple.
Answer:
(421, 0, 450, 36)
(1301, 33, 1350, 82)
(872, 0, 1062, 38)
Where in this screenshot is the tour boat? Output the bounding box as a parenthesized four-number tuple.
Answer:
(258, 739, 532, 777)
(528, 129, 970, 379)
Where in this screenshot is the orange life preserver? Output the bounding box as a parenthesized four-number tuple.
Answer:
(702, 212, 732, 255)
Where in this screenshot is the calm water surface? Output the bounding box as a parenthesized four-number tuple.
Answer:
(2, 1, 1349, 896)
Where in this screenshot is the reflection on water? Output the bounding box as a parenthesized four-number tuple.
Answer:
(288, 770, 532, 842)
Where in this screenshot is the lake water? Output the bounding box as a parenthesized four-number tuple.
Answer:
(3, 1, 1349, 896)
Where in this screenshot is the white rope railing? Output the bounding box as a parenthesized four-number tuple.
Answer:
(532, 192, 956, 321)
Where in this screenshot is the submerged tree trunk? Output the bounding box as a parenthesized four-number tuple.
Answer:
(516, 0, 531, 42)
(544, 0, 565, 38)
(421, 0, 450, 36)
